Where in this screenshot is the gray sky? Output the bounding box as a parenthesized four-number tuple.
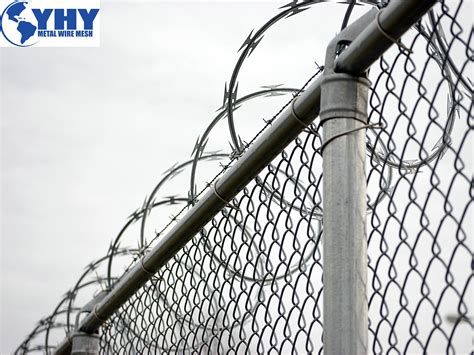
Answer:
(0, 1, 361, 352)
(1, 0, 471, 353)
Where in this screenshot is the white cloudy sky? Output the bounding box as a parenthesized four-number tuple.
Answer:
(0, 1, 370, 352)
(1, 0, 471, 353)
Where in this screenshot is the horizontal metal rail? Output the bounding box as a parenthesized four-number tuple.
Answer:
(53, 0, 436, 353)
(335, 0, 438, 75)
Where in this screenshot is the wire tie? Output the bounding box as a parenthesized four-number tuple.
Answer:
(319, 122, 383, 154)
(213, 182, 240, 211)
(376, 10, 413, 54)
(291, 98, 309, 128)
(320, 115, 368, 126)
(92, 305, 106, 323)
(140, 257, 155, 276)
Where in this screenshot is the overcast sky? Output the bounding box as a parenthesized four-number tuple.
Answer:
(0, 1, 370, 352)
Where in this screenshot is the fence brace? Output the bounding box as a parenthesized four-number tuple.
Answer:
(53, 1, 437, 353)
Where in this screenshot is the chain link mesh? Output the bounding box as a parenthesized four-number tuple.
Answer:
(365, 1, 472, 352)
(99, 130, 325, 354)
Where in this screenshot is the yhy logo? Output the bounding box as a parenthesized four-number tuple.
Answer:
(0, 0, 100, 47)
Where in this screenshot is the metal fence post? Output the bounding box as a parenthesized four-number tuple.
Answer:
(320, 27, 371, 354)
(71, 332, 100, 355)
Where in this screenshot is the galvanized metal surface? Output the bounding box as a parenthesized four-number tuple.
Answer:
(321, 72, 370, 354)
(71, 333, 100, 355)
(335, 0, 438, 75)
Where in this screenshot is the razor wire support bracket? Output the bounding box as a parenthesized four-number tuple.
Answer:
(320, 9, 374, 355)
(70, 291, 108, 355)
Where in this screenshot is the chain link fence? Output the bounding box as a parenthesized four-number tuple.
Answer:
(16, 0, 472, 354)
(365, 1, 472, 351)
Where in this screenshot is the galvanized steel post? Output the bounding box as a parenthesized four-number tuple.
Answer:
(320, 14, 372, 355)
(71, 333, 100, 355)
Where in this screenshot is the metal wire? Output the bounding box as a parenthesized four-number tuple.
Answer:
(16, 0, 472, 353)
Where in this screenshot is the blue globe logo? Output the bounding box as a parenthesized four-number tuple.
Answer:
(0, 1, 38, 47)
